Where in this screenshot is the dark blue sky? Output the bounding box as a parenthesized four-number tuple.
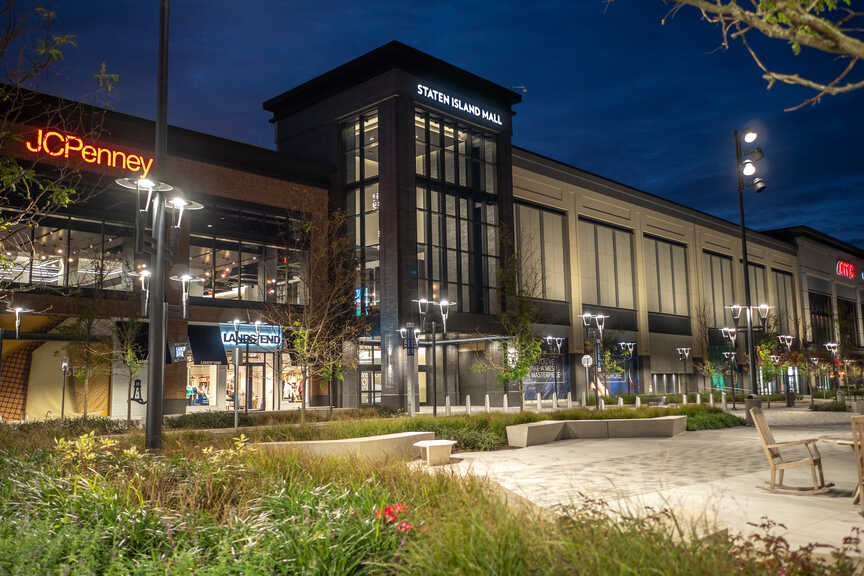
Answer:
(36, 1, 864, 247)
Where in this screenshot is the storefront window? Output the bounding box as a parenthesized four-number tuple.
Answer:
(773, 269, 796, 336)
(0, 213, 134, 292)
(358, 343, 382, 406)
(809, 291, 833, 344)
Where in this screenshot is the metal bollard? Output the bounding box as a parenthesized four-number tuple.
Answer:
(466, 395, 471, 416)
(682, 393, 688, 405)
(598, 398, 605, 411)
(445, 395, 451, 417)
(553, 393, 559, 410)
(709, 393, 715, 407)
(635, 396, 641, 409)
(696, 393, 701, 405)
(484, 394, 490, 413)
(503, 394, 509, 411)
(536, 393, 542, 412)
(617, 397, 624, 407)
(567, 392, 572, 409)
(721, 392, 727, 411)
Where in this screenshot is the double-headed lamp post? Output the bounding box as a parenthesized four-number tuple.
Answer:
(734, 128, 767, 397)
(809, 356, 822, 406)
(726, 303, 770, 394)
(778, 334, 795, 407)
(676, 347, 691, 395)
(546, 336, 565, 403)
(582, 312, 608, 399)
(721, 327, 738, 408)
(824, 341, 839, 400)
(618, 341, 636, 394)
(398, 324, 421, 416)
(722, 351, 737, 409)
(414, 298, 452, 417)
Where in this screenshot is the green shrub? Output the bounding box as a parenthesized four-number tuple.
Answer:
(811, 401, 848, 412)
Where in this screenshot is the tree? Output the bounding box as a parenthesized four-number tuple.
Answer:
(113, 309, 144, 423)
(661, 1, 864, 110)
(0, 3, 115, 303)
(472, 244, 544, 410)
(262, 210, 367, 422)
(59, 306, 111, 417)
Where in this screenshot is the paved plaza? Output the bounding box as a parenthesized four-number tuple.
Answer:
(446, 412, 862, 550)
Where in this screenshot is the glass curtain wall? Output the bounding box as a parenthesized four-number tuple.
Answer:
(343, 112, 380, 316)
(414, 106, 499, 314)
(809, 292, 833, 344)
(579, 219, 634, 310)
(514, 203, 567, 301)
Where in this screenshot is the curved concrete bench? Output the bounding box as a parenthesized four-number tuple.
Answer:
(254, 431, 434, 461)
(506, 416, 686, 448)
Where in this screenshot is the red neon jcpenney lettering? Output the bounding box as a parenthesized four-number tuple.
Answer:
(836, 260, 855, 279)
(24, 128, 154, 179)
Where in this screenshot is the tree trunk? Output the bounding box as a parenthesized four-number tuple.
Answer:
(519, 379, 524, 412)
(127, 373, 132, 424)
(300, 365, 308, 424)
(83, 374, 89, 418)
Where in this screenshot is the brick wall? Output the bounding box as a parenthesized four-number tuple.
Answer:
(0, 343, 40, 421)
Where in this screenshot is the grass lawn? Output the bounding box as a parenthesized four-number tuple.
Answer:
(0, 428, 859, 575)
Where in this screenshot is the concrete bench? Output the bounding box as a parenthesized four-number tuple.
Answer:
(414, 439, 457, 466)
(254, 431, 434, 461)
(506, 415, 686, 448)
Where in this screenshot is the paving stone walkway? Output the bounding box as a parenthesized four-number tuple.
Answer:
(446, 422, 862, 549)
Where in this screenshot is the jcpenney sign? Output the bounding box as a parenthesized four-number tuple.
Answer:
(416, 84, 503, 126)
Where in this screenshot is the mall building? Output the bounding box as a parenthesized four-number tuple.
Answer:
(1, 41, 862, 420)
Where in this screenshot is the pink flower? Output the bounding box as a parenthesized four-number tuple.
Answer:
(376, 505, 399, 523)
(396, 521, 413, 533)
(393, 503, 407, 514)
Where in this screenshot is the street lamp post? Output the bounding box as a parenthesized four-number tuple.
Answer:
(618, 342, 635, 394)
(676, 347, 691, 397)
(546, 336, 564, 404)
(723, 351, 737, 409)
(734, 129, 767, 396)
(778, 334, 794, 407)
(582, 312, 608, 405)
(415, 298, 452, 417)
(399, 324, 420, 416)
(60, 356, 70, 420)
(727, 304, 770, 395)
(809, 356, 821, 407)
(825, 341, 839, 401)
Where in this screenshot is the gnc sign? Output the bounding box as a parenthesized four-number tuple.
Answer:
(24, 128, 154, 178)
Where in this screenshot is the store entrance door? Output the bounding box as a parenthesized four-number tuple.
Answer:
(244, 363, 265, 411)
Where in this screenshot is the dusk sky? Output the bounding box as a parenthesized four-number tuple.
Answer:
(35, 0, 864, 248)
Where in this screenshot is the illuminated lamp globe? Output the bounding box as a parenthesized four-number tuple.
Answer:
(115, 177, 173, 192)
(742, 160, 757, 176)
(743, 131, 758, 144)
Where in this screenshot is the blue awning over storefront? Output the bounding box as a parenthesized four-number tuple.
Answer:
(187, 325, 227, 365)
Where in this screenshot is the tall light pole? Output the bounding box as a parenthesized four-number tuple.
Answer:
(734, 129, 766, 395)
(810, 356, 822, 407)
(727, 303, 770, 395)
(398, 324, 420, 416)
(722, 327, 738, 408)
(723, 351, 737, 409)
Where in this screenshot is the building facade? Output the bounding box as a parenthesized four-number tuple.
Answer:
(2, 41, 862, 421)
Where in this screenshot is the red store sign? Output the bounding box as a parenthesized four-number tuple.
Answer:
(835, 260, 856, 280)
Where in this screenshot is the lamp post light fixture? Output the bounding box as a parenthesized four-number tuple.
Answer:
(7, 306, 32, 339)
(726, 303, 771, 395)
(414, 298, 455, 417)
(676, 346, 691, 396)
(546, 336, 565, 403)
(169, 273, 202, 319)
(582, 312, 609, 400)
(60, 356, 70, 420)
(824, 342, 839, 400)
(398, 324, 421, 417)
(618, 341, 636, 394)
(129, 268, 152, 315)
(722, 350, 738, 409)
(778, 334, 795, 406)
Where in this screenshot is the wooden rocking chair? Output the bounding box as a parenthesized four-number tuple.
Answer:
(750, 407, 832, 495)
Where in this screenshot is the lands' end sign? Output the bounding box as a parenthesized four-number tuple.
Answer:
(416, 84, 503, 127)
(25, 128, 155, 178)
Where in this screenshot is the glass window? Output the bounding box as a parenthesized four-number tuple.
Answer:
(101, 224, 134, 292)
(747, 263, 767, 306)
(580, 219, 634, 309)
(773, 269, 796, 336)
(33, 224, 66, 288)
(542, 211, 566, 301)
(645, 236, 689, 316)
(809, 291, 833, 344)
(703, 252, 734, 328)
(0, 224, 33, 285)
(213, 240, 240, 300)
(837, 298, 858, 347)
